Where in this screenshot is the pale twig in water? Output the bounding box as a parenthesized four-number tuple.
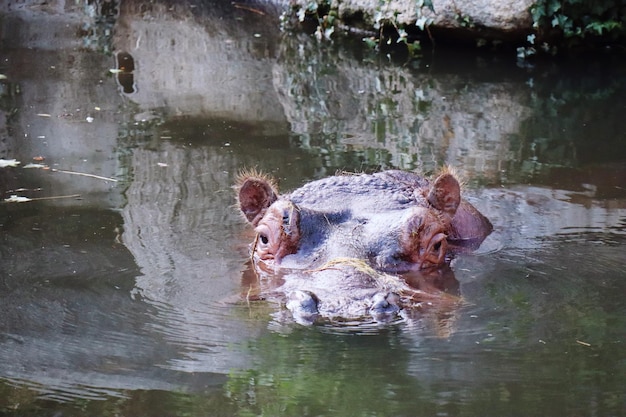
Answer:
(50, 168, 118, 182)
(4, 194, 81, 203)
(22, 163, 118, 182)
(232, 3, 266, 15)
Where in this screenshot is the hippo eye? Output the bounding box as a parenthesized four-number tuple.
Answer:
(259, 233, 269, 245)
(391, 253, 405, 262)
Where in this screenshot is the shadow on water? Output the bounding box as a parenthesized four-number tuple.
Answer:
(0, 0, 625, 416)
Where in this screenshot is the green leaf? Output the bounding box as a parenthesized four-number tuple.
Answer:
(416, 15, 431, 30)
(363, 37, 378, 49)
(548, 0, 561, 14)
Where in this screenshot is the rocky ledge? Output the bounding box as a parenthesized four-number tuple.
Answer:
(289, 0, 535, 44)
(288, 0, 626, 51)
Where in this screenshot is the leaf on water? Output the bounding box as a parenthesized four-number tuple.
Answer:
(0, 74, 7, 80)
(36, 113, 52, 117)
(109, 69, 123, 74)
(4, 195, 32, 203)
(0, 159, 21, 168)
(23, 163, 48, 169)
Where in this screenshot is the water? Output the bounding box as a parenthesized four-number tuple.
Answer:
(0, 1, 625, 416)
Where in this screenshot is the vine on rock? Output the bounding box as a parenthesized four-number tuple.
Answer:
(283, 0, 435, 59)
(521, 0, 626, 57)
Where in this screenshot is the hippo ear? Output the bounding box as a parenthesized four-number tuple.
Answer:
(237, 175, 278, 226)
(427, 172, 461, 218)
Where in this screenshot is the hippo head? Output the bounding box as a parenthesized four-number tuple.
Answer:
(236, 170, 492, 324)
(238, 170, 469, 272)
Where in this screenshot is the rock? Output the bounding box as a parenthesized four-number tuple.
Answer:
(292, 0, 536, 42)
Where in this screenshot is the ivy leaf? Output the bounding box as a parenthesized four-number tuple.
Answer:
(548, 0, 561, 14)
(363, 37, 378, 49)
(416, 15, 431, 30)
(297, 7, 307, 22)
(531, 5, 546, 21)
(407, 40, 422, 56)
(324, 26, 335, 40)
(586, 20, 621, 35)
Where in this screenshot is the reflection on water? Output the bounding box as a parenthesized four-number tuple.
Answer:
(227, 238, 626, 417)
(0, 0, 625, 416)
(115, 52, 136, 94)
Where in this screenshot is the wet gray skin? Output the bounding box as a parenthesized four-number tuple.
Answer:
(237, 170, 492, 324)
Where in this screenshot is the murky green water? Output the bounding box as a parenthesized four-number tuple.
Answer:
(0, 1, 625, 416)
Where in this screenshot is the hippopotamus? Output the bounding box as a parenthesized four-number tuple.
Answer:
(237, 169, 492, 325)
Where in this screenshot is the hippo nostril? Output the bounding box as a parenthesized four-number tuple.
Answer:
(286, 290, 320, 325)
(433, 234, 447, 262)
(370, 292, 401, 321)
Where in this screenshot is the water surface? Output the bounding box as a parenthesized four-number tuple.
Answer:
(0, 1, 624, 416)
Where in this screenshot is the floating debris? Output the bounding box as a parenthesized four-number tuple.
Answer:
(23, 163, 117, 182)
(0, 159, 20, 168)
(4, 195, 31, 203)
(51, 168, 117, 182)
(23, 163, 48, 169)
(3, 194, 81, 203)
